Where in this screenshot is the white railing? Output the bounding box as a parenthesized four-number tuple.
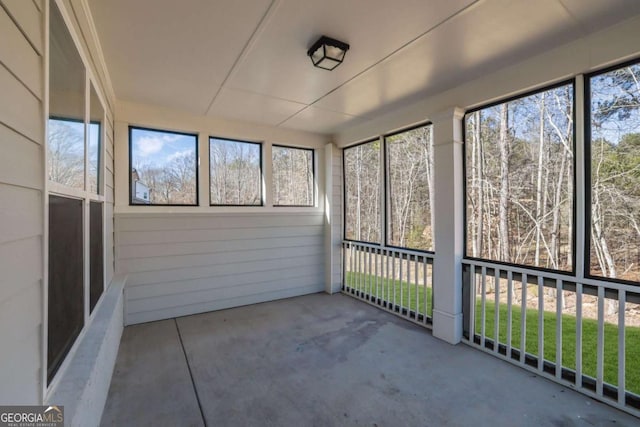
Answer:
(462, 258, 640, 416)
(342, 241, 434, 328)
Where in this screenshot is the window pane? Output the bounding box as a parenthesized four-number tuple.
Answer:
(589, 62, 640, 282)
(386, 125, 434, 251)
(344, 141, 381, 243)
(48, 3, 85, 189)
(271, 145, 314, 206)
(465, 84, 574, 271)
(89, 84, 104, 194)
(210, 138, 261, 205)
(90, 201, 104, 312)
(130, 127, 198, 205)
(48, 195, 84, 383)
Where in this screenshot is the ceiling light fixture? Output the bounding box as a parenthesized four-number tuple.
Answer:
(307, 35, 350, 71)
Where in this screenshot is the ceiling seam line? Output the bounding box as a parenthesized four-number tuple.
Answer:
(556, 0, 588, 38)
(204, 0, 282, 115)
(283, 0, 482, 124)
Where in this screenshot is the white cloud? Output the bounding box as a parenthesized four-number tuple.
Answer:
(136, 136, 165, 157)
(167, 149, 194, 162)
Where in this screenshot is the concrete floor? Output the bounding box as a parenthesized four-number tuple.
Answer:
(101, 293, 639, 427)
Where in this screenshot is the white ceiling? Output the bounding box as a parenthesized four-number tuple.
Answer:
(88, 0, 640, 135)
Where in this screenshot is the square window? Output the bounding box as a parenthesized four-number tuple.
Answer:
(210, 137, 262, 206)
(271, 145, 314, 207)
(129, 127, 199, 206)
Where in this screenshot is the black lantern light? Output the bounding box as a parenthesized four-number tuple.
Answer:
(307, 36, 350, 71)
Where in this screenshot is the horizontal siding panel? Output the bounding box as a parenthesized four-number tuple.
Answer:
(117, 213, 324, 232)
(127, 263, 323, 302)
(105, 203, 114, 285)
(0, 7, 41, 96)
(118, 244, 323, 274)
(0, 236, 42, 304)
(106, 119, 114, 144)
(118, 234, 323, 260)
(0, 124, 42, 189)
(105, 185, 114, 203)
(127, 274, 322, 315)
(105, 150, 114, 173)
(118, 212, 326, 323)
(0, 0, 42, 55)
(127, 284, 323, 325)
(0, 281, 41, 403)
(127, 254, 323, 288)
(118, 224, 323, 246)
(0, 63, 42, 142)
(0, 184, 42, 244)
(104, 167, 114, 188)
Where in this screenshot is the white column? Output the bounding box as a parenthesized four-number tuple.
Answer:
(431, 107, 465, 344)
(324, 142, 342, 294)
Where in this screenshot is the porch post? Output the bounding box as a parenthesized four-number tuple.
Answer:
(431, 107, 465, 344)
(324, 142, 342, 294)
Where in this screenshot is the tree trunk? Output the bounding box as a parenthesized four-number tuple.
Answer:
(535, 93, 545, 266)
(499, 104, 510, 262)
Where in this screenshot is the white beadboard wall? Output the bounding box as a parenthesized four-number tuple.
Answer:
(0, 0, 44, 404)
(116, 212, 325, 324)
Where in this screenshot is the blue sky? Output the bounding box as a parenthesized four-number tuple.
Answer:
(131, 128, 196, 168)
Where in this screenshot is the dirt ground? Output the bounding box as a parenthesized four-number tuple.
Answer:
(490, 285, 640, 327)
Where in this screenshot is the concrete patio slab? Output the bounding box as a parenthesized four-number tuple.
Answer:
(100, 319, 203, 426)
(102, 293, 639, 426)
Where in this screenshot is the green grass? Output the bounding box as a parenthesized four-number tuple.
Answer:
(344, 271, 433, 317)
(344, 271, 640, 394)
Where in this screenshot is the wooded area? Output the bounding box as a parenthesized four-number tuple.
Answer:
(344, 124, 434, 250)
(210, 138, 261, 205)
(134, 151, 197, 205)
(465, 84, 574, 271)
(386, 125, 433, 250)
(344, 140, 380, 243)
(589, 63, 640, 282)
(48, 119, 85, 189)
(271, 145, 314, 206)
(130, 128, 197, 205)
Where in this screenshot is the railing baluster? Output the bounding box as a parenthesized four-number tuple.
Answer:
(469, 264, 476, 340)
(392, 250, 397, 312)
(361, 245, 365, 297)
(367, 246, 372, 300)
(342, 243, 347, 291)
(507, 270, 513, 358)
(520, 273, 527, 365)
(576, 282, 583, 388)
(494, 267, 500, 354)
(597, 286, 605, 396)
(618, 290, 626, 406)
(407, 257, 639, 415)
(555, 279, 562, 380)
(481, 266, 487, 348)
(386, 249, 390, 307)
(359, 246, 364, 297)
(350, 244, 355, 292)
(423, 257, 427, 323)
(376, 250, 380, 305)
(538, 275, 544, 372)
(414, 257, 419, 320)
(399, 254, 404, 314)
